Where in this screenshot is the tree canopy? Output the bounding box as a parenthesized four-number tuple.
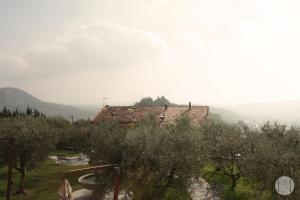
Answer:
(0, 116, 53, 194)
(134, 96, 176, 107)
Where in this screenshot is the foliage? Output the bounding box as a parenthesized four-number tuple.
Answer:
(0, 107, 300, 199)
(200, 120, 249, 199)
(122, 115, 203, 199)
(46, 117, 72, 148)
(47, 118, 90, 152)
(0, 106, 45, 118)
(160, 181, 191, 200)
(202, 165, 272, 200)
(200, 120, 300, 199)
(244, 122, 300, 198)
(0, 116, 53, 194)
(134, 96, 176, 107)
(84, 118, 126, 165)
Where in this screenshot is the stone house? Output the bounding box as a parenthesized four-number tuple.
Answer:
(92, 102, 209, 124)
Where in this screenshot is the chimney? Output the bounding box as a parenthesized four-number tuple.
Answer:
(164, 104, 168, 111)
(189, 102, 191, 110)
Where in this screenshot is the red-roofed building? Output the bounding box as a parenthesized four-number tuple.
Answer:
(92, 102, 209, 124)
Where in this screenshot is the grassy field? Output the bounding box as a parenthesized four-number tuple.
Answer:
(0, 160, 279, 200)
(0, 159, 89, 200)
(1, 161, 248, 200)
(202, 165, 272, 200)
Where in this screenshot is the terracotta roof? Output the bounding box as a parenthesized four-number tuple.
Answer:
(92, 105, 209, 124)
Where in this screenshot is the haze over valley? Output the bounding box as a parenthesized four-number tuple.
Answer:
(1, 87, 300, 126)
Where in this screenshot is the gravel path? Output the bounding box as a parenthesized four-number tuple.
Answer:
(190, 178, 221, 200)
(71, 176, 221, 200)
(72, 189, 127, 200)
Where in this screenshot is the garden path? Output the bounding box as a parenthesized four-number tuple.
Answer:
(190, 178, 221, 200)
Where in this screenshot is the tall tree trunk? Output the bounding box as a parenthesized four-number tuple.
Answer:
(166, 168, 176, 186)
(18, 168, 26, 194)
(14, 163, 27, 195)
(231, 176, 236, 200)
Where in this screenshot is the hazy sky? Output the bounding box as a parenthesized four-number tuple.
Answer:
(1, 0, 300, 106)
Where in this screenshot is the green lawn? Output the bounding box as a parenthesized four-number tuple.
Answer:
(202, 165, 272, 200)
(0, 159, 89, 200)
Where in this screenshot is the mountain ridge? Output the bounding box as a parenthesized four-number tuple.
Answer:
(230, 100, 300, 125)
(0, 87, 96, 120)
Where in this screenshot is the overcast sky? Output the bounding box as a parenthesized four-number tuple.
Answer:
(1, 0, 300, 106)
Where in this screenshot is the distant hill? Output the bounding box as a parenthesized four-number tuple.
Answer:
(209, 107, 252, 124)
(231, 100, 300, 125)
(0, 87, 96, 120)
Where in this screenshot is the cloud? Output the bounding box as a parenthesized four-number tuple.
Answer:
(0, 55, 30, 79)
(66, 22, 165, 69)
(0, 22, 166, 79)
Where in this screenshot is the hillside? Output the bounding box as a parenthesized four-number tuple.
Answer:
(0, 87, 96, 120)
(231, 100, 300, 125)
(209, 106, 252, 124)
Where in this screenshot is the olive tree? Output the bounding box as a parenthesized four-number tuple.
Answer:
(201, 120, 250, 199)
(245, 122, 300, 198)
(0, 117, 53, 194)
(46, 117, 72, 149)
(85, 118, 126, 165)
(123, 115, 203, 199)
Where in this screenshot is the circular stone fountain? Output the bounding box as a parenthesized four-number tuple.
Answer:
(78, 169, 114, 200)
